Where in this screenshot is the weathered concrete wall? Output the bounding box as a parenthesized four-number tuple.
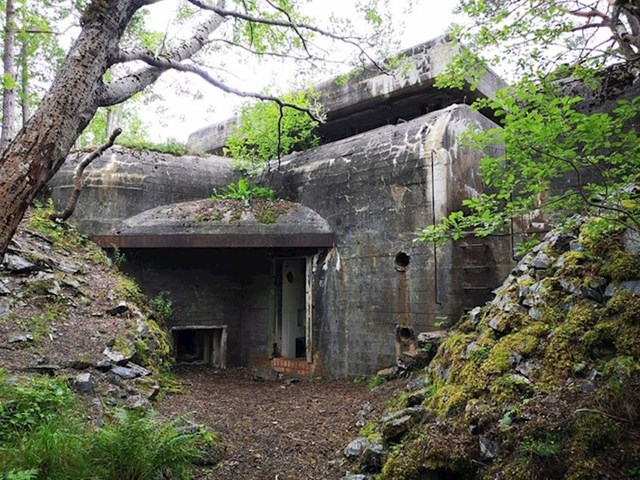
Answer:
(187, 37, 506, 154)
(46, 147, 239, 235)
(45, 109, 515, 377)
(120, 248, 273, 367)
(264, 104, 514, 376)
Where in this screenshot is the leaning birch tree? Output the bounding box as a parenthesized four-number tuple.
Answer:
(1, 0, 16, 149)
(0, 0, 404, 256)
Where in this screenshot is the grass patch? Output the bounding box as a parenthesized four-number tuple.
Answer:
(0, 373, 217, 479)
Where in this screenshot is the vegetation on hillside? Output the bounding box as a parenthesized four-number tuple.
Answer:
(0, 373, 217, 480)
(0, 202, 219, 478)
(360, 212, 640, 478)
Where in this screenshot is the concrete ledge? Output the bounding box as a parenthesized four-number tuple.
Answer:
(95, 198, 334, 248)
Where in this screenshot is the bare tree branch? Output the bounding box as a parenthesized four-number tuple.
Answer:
(100, 7, 226, 106)
(98, 67, 164, 107)
(208, 37, 347, 64)
(118, 50, 324, 122)
(50, 128, 122, 222)
(185, 0, 388, 73)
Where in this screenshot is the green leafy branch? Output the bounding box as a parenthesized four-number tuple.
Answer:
(417, 79, 640, 247)
(224, 88, 322, 173)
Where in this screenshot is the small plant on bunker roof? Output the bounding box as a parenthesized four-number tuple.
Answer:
(211, 178, 275, 206)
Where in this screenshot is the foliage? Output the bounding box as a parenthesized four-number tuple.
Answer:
(9, 0, 68, 126)
(151, 292, 173, 320)
(367, 375, 385, 389)
(118, 139, 188, 156)
(0, 471, 37, 480)
(417, 0, 640, 247)
(0, 375, 73, 440)
(416, 80, 640, 245)
(224, 89, 322, 173)
(0, 374, 217, 479)
(116, 274, 144, 303)
(443, 0, 640, 85)
(90, 409, 214, 480)
(211, 178, 275, 204)
(28, 199, 109, 265)
(110, 246, 126, 267)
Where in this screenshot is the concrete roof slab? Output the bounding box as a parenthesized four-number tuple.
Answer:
(92, 198, 334, 248)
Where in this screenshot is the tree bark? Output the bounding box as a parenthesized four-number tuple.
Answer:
(1, 0, 17, 149)
(0, 0, 140, 255)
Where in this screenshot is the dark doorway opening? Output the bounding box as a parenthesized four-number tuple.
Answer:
(172, 326, 227, 367)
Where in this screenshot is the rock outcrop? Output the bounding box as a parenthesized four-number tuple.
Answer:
(343, 214, 640, 479)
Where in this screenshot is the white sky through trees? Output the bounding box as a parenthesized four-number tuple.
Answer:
(140, 1, 455, 143)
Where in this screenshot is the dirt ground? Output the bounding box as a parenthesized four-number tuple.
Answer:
(158, 366, 405, 480)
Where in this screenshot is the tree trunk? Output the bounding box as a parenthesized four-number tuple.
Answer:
(19, 42, 30, 127)
(1, 0, 17, 149)
(0, 0, 139, 255)
(105, 105, 123, 139)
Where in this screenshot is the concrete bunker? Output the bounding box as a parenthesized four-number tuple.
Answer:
(48, 36, 516, 377)
(93, 199, 333, 375)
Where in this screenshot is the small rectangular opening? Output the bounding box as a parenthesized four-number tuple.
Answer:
(172, 326, 227, 368)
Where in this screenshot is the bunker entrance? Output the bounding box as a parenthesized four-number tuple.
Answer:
(172, 326, 227, 368)
(272, 258, 312, 362)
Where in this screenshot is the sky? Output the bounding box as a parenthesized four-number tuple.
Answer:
(139, 1, 457, 143)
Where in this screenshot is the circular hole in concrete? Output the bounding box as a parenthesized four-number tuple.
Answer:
(394, 251, 410, 271)
(398, 326, 413, 341)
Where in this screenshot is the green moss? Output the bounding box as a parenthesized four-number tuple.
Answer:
(27, 315, 50, 342)
(379, 442, 425, 480)
(116, 275, 144, 303)
(117, 139, 188, 156)
(571, 411, 620, 453)
(256, 207, 279, 224)
(484, 329, 538, 376)
(358, 422, 378, 438)
(113, 335, 134, 358)
(606, 291, 640, 324)
(253, 200, 293, 224)
(519, 433, 563, 458)
(557, 250, 590, 277)
(490, 374, 534, 403)
(600, 248, 640, 281)
(437, 332, 477, 363)
(542, 302, 601, 380)
(427, 384, 470, 417)
(28, 200, 104, 259)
